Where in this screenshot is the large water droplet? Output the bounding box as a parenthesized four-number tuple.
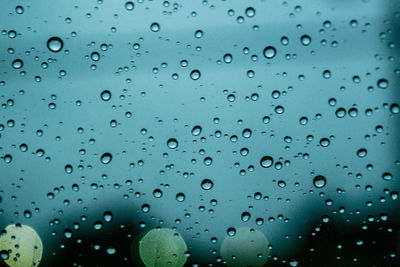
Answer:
(47, 36, 63, 52)
(150, 22, 160, 32)
(190, 70, 201, 80)
(313, 175, 326, 188)
(260, 156, 274, 168)
(263, 46, 276, 59)
(167, 138, 178, 149)
(300, 34, 312, 46)
(201, 179, 213, 190)
(377, 78, 388, 89)
(191, 126, 202, 136)
(100, 152, 112, 164)
(100, 90, 111, 101)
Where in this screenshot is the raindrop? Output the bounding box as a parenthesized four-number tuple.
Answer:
(125, 1, 134, 10)
(150, 22, 160, 32)
(241, 212, 251, 222)
(382, 172, 392, 181)
(12, 59, 23, 69)
(223, 54, 232, 63)
(47, 36, 64, 52)
(227, 227, 236, 236)
(357, 148, 367, 158)
(313, 175, 326, 188)
(100, 152, 112, 164)
(263, 46, 276, 59)
(201, 179, 213, 190)
(103, 211, 113, 222)
(191, 126, 202, 136)
(167, 138, 178, 149)
(377, 79, 388, 89)
(260, 156, 274, 168)
(300, 34, 312, 46)
(100, 90, 111, 101)
(190, 69, 201, 80)
(245, 7, 256, 18)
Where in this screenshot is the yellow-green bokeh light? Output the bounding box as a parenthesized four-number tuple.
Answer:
(0, 224, 43, 267)
(221, 227, 270, 267)
(139, 228, 187, 267)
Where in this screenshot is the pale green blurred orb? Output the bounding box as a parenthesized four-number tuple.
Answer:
(139, 228, 187, 267)
(0, 224, 43, 267)
(221, 227, 270, 267)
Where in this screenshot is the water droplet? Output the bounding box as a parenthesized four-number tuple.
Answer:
(64, 164, 73, 174)
(241, 212, 251, 222)
(12, 59, 23, 69)
(190, 69, 201, 80)
(64, 229, 72, 239)
(227, 227, 236, 236)
(300, 34, 312, 46)
(313, 175, 326, 188)
(357, 148, 367, 158)
(377, 78, 388, 89)
(191, 126, 202, 136)
(47, 36, 64, 52)
(194, 30, 203, 38)
(15, 6, 24, 14)
(242, 128, 252, 138)
(94, 221, 103, 230)
(100, 152, 112, 164)
(125, 1, 135, 11)
(382, 172, 392, 181)
(245, 7, 256, 18)
(150, 22, 160, 32)
(103, 211, 113, 222)
(153, 189, 163, 198)
(100, 90, 111, 101)
(176, 193, 185, 202)
(319, 138, 330, 147)
(263, 46, 276, 59)
(201, 179, 213, 190)
(260, 156, 274, 168)
(167, 138, 178, 149)
(335, 108, 346, 118)
(223, 53, 232, 63)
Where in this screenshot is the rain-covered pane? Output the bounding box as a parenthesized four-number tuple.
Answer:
(0, 0, 400, 266)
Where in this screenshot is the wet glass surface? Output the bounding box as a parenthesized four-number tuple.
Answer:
(0, 0, 400, 266)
